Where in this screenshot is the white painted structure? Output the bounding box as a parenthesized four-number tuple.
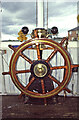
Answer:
(0, 40, 79, 96)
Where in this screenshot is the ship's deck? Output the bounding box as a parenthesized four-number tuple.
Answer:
(1, 95, 79, 119)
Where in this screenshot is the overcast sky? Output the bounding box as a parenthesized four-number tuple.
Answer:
(1, 1, 78, 40)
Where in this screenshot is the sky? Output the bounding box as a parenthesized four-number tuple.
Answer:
(1, 1, 79, 40)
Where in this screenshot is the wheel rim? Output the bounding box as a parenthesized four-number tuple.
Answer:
(9, 38, 72, 98)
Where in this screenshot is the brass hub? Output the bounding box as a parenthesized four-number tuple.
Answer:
(34, 63, 48, 78)
(30, 60, 50, 78)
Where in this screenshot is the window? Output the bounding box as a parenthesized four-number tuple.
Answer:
(69, 31, 72, 35)
(76, 31, 78, 34)
(72, 37, 74, 40)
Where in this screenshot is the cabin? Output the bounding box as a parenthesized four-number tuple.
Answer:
(68, 26, 79, 41)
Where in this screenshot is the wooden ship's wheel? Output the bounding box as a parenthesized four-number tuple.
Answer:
(2, 28, 79, 105)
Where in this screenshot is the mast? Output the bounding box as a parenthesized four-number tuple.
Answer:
(37, 0, 44, 28)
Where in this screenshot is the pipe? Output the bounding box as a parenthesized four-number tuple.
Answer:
(36, 0, 38, 27)
(37, 0, 44, 28)
(47, 0, 48, 29)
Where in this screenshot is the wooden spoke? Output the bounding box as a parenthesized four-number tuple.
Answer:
(48, 75, 71, 93)
(36, 44, 41, 60)
(16, 69, 30, 74)
(46, 49, 57, 62)
(46, 38, 68, 63)
(48, 75, 60, 86)
(2, 72, 10, 75)
(18, 92, 25, 99)
(60, 37, 67, 45)
(20, 52, 33, 64)
(44, 98, 47, 106)
(50, 65, 67, 70)
(71, 64, 79, 68)
(64, 88, 71, 93)
(8, 45, 16, 52)
(41, 79, 45, 94)
(41, 79, 47, 105)
(25, 77, 35, 90)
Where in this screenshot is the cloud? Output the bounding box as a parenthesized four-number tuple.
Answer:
(1, 33, 17, 40)
(2, 2, 36, 25)
(48, 13, 77, 36)
(1, 0, 79, 2)
(48, 2, 77, 17)
(1, 2, 36, 40)
(1, 24, 36, 40)
(47, 2, 77, 36)
(1, 0, 36, 2)
(1, 1, 78, 40)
